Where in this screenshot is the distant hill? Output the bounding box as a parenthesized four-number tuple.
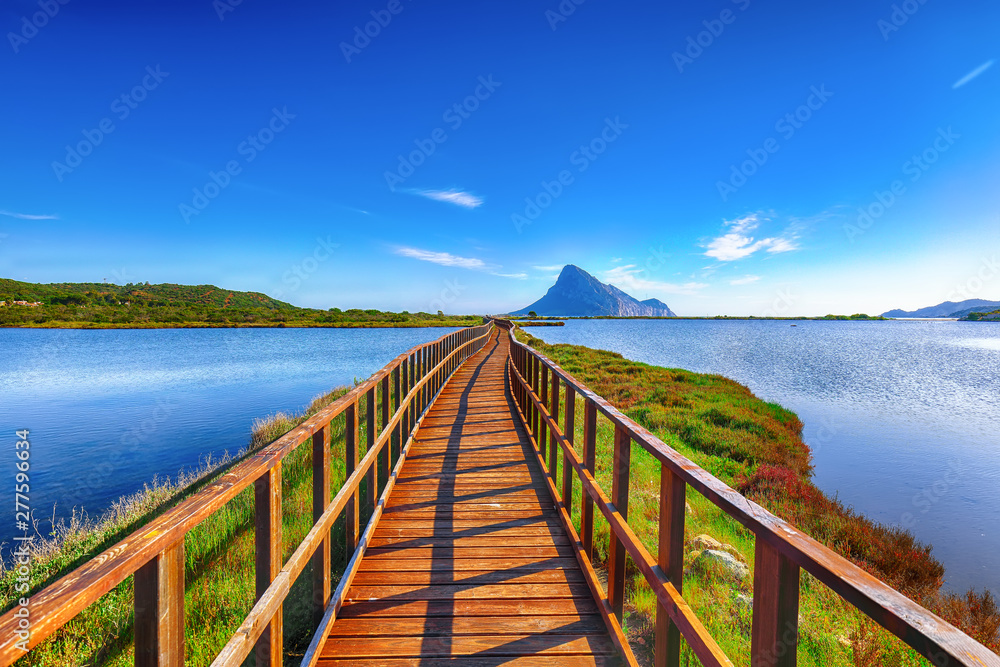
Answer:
(512, 265, 677, 317)
(0, 278, 480, 328)
(882, 299, 1000, 318)
(0, 278, 293, 310)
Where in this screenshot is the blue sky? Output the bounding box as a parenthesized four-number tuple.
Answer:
(1, 0, 998, 316)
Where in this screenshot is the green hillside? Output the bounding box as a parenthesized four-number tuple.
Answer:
(0, 279, 479, 328)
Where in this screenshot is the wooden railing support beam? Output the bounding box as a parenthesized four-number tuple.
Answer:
(751, 538, 800, 667)
(254, 464, 283, 667)
(134, 539, 185, 667)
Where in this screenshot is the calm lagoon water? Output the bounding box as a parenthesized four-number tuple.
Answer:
(530, 319, 1000, 596)
(0, 327, 459, 557)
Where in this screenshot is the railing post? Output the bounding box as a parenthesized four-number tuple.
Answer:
(581, 400, 597, 559)
(366, 386, 377, 512)
(254, 464, 283, 666)
(392, 365, 402, 461)
(345, 401, 360, 559)
(134, 540, 184, 667)
(312, 426, 331, 626)
(540, 364, 549, 460)
(562, 385, 575, 507)
(381, 374, 390, 490)
(655, 466, 686, 667)
(751, 539, 800, 667)
(607, 424, 631, 620)
(549, 371, 559, 483)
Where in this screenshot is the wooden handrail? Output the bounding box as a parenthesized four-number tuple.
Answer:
(0, 323, 494, 666)
(500, 320, 999, 667)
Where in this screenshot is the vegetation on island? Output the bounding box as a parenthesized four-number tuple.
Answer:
(0, 279, 479, 328)
(963, 309, 1000, 321)
(514, 328, 999, 665)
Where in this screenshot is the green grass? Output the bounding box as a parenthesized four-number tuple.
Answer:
(516, 328, 999, 666)
(0, 383, 394, 666)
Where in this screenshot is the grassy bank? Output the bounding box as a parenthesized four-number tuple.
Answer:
(515, 328, 999, 665)
(0, 385, 384, 665)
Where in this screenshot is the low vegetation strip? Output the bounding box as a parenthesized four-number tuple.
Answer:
(0, 278, 480, 328)
(515, 328, 999, 665)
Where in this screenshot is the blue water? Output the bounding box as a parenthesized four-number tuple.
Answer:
(0, 327, 458, 557)
(529, 319, 1000, 595)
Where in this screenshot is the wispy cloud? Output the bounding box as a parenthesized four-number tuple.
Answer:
(953, 60, 994, 89)
(602, 265, 708, 296)
(394, 246, 524, 279)
(395, 247, 486, 269)
(413, 189, 484, 209)
(532, 264, 565, 272)
(704, 214, 799, 261)
(0, 210, 59, 221)
(730, 275, 760, 286)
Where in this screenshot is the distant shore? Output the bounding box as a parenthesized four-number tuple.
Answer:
(3, 319, 477, 330)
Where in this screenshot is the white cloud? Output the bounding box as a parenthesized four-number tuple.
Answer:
(602, 265, 709, 296)
(394, 247, 486, 269)
(532, 264, 566, 272)
(413, 189, 484, 209)
(953, 60, 994, 89)
(730, 275, 760, 286)
(704, 214, 799, 261)
(493, 272, 528, 279)
(0, 210, 59, 221)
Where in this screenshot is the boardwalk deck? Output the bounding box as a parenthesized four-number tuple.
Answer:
(318, 330, 623, 666)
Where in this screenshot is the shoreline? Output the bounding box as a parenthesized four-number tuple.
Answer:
(1, 320, 478, 330)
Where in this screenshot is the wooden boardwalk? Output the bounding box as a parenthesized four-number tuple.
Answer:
(319, 331, 623, 666)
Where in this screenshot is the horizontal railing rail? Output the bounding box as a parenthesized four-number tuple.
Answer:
(0, 322, 494, 667)
(499, 319, 998, 667)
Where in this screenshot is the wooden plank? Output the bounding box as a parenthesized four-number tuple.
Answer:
(356, 557, 581, 572)
(254, 464, 282, 667)
(751, 538, 800, 667)
(328, 615, 607, 636)
(134, 539, 184, 667)
(337, 598, 601, 618)
(351, 569, 586, 586)
(318, 657, 621, 667)
(323, 634, 619, 658)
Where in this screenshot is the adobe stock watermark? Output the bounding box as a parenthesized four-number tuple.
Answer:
(877, 0, 930, 41)
(51, 66, 170, 182)
(672, 0, 752, 73)
(340, 0, 413, 63)
(384, 75, 502, 192)
(760, 286, 796, 317)
(213, 0, 244, 21)
(511, 116, 628, 233)
(717, 84, 834, 202)
(178, 106, 295, 224)
(7, 0, 70, 54)
(429, 278, 466, 314)
(843, 126, 959, 243)
(271, 236, 339, 300)
(899, 459, 963, 530)
(946, 253, 999, 302)
(545, 0, 587, 31)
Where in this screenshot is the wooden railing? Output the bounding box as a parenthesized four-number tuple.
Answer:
(0, 322, 494, 667)
(499, 320, 999, 667)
